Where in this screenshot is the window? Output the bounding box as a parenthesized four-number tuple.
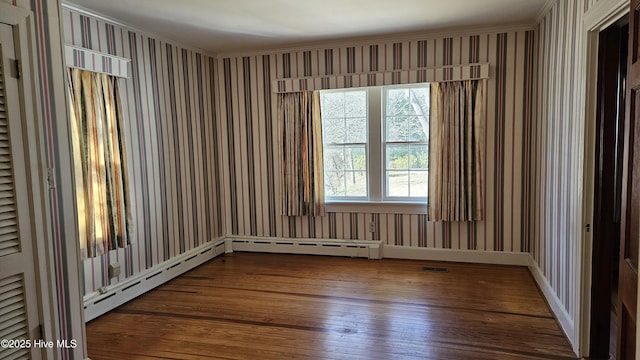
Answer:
(320, 84, 430, 205)
(320, 90, 368, 198)
(384, 86, 429, 199)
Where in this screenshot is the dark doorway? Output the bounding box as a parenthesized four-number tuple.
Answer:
(589, 16, 629, 360)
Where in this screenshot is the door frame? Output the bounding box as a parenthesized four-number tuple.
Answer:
(587, 17, 627, 358)
(0, 3, 63, 359)
(581, 0, 631, 356)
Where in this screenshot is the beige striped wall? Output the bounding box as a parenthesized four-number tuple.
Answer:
(13, 0, 626, 357)
(586, 0, 606, 11)
(2, 0, 87, 358)
(63, 8, 224, 296)
(59, 1, 612, 355)
(217, 28, 537, 253)
(533, 0, 608, 346)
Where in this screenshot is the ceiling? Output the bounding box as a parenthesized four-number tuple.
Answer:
(64, 0, 549, 54)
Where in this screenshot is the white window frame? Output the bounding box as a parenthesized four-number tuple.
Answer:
(381, 84, 429, 202)
(321, 88, 370, 202)
(321, 84, 430, 214)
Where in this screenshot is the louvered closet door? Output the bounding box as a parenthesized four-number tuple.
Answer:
(0, 22, 42, 360)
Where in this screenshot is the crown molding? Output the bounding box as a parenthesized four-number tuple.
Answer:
(62, 1, 538, 61)
(61, 1, 217, 57)
(583, 0, 629, 31)
(536, 0, 557, 24)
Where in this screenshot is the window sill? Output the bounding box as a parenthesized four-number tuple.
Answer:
(325, 201, 428, 214)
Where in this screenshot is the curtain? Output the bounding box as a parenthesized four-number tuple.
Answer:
(67, 68, 132, 259)
(428, 80, 485, 221)
(279, 91, 325, 216)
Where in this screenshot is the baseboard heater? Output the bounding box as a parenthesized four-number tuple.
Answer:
(227, 236, 382, 259)
(83, 239, 226, 321)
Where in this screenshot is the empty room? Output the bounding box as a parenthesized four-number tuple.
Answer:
(1, 0, 639, 359)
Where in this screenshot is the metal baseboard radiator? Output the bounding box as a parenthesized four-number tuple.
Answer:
(83, 239, 226, 321)
(226, 236, 382, 259)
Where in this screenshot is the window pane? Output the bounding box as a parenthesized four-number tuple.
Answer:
(387, 170, 409, 197)
(407, 88, 429, 116)
(410, 145, 428, 169)
(320, 89, 368, 199)
(407, 116, 428, 141)
(324, 147, 345, 171)
(344, 91, 367, 117)
(386, 89, 410, 116)
(325, 171, 345, 196)
(346, 117, 367, 143)
(386, 116, 428, 142)
(383, 84, 429, 200)
(323, 117, 346, 144)
(345, 171, 367, 197)
(321, 92, 344, 118)
(386, 144, 428, 197)
(386, 86, 430, 137)
(385, 116, 406, 142)
(409, 171, 428, 197)
(345, 146, 366, 170)
(386, 145, 409, 170)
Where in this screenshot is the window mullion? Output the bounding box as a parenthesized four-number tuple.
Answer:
(368, 87, 382, 201)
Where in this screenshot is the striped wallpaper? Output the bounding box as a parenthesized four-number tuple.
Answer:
(62, 9, 225, 296)
(585, 0, 606, 12)
(534, 0, 598, 347)
(11, 0, 618, 358)
(217, 29, 537, 253)
(2, 0, 87, 358)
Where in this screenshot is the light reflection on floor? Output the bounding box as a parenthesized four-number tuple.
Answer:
(320, 295, 437, 359)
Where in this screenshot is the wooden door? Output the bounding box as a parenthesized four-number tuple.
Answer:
(591, 20, 627, 358)
(619, 1, 640, 358)
(0, 21, 42, 360)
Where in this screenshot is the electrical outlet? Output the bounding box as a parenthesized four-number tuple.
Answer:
(108, 263, 121, 278)
(368, 221, 376, 233)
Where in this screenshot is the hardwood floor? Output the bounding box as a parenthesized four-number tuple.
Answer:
(86, 253, 576, 359)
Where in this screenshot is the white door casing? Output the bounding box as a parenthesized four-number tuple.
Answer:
(0, 13, 42, 360)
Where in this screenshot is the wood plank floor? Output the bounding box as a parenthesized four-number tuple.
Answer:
(86, 253, 576, 360)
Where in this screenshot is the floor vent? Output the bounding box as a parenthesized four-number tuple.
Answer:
(421, 266, 448, 272)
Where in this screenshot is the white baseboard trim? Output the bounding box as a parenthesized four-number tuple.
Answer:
(528, 259, 576, 354)
(382, 245, 531, 266)
(83, 238, 226, 321)
(82, 236, 577, 357)
(226, 235, 382, 259)
(384, 246, 577, 355)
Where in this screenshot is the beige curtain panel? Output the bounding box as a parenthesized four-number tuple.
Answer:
(429, 80, 485, 221)
(279, 91, 325, 216)
(67, 68, 132, 259)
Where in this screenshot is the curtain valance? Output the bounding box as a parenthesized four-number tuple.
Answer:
(65, 44, 130, 78)
(272, 63, 488, 93)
